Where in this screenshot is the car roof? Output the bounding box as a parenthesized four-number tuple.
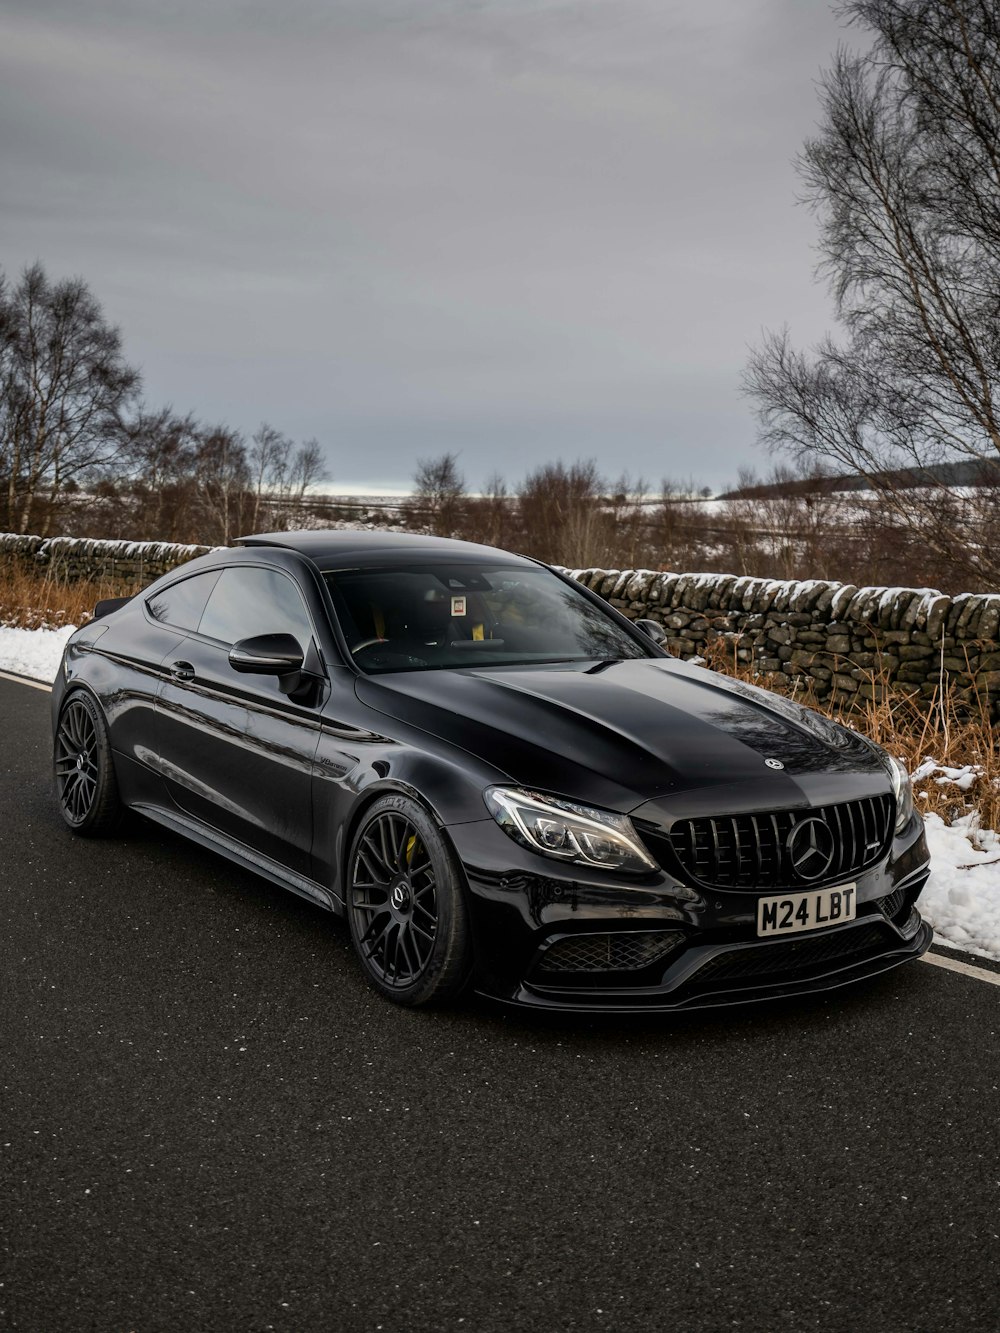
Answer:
(235, 529, 535, 567)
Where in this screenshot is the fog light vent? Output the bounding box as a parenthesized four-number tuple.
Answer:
(878, 887, 906, 922)
(538, 931, 683, 973)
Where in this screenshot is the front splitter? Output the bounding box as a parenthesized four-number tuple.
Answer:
(478, 919, 934, 1014)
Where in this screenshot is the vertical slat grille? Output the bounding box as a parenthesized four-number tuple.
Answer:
(645, 793, 894, 891)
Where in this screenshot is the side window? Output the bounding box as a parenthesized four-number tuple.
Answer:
(146, 571, 221, 631)
(197, 566, 315, 647)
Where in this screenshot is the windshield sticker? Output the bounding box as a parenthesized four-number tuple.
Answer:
(451, 596, 467, 617)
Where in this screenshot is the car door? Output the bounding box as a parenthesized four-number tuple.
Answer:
(94, 567, 223, 791)
(154, 561, 323, 879)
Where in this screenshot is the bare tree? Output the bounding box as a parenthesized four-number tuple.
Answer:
(284, 437, 326, 522)
(122, 407, 202, 542)
(604, 474, 650, 570)
(654, 478, 713, 572)
(0, 262, 140, 534)
(744, 0, 1000, 582)
(477, 471, 513, 549)
(247, 423, 287, 533)
(516, 459, 606, 566)
(192, 425, 249, 545)
(247, 423, 328, 531)
(411, 451, 466, 535)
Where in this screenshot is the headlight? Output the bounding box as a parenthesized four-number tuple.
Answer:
(483, 787, 657, 873)
(888, 756, 914, 833)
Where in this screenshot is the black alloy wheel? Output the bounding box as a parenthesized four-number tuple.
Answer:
(54, 693, 123, 836)
(347, 794, 471, 1006)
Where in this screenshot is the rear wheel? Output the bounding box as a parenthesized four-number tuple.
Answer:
(347, 794, 472, 1006)
(54, 692, 123, 836)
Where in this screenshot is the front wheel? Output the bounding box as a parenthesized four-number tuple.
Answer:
(53, 692, 123, 836)
(346, 794, 472, 1006)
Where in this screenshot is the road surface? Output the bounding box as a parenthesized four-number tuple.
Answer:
(1, 676, 998, 1332)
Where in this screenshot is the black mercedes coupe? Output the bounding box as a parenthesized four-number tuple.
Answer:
(51, 530, 932, 1011)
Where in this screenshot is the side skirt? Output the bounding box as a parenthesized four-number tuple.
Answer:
(132, 801, 345, 916)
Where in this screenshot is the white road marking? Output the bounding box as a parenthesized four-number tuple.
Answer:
(0, 669, 51, 692)
(1, 666, 999, 985)
(919, 951, 1000, 987)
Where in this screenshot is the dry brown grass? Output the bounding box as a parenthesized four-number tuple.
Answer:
(0, 565, 145, 631)
(701, 636, 1000, 831)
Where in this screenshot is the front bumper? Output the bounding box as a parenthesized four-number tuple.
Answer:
(447, 813, 932, 1012)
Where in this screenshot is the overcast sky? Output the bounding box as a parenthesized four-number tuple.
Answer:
(1, 0, 856, 493)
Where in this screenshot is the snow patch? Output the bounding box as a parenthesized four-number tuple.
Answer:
(921, 814, 1000, 961)
(0, 625, 75, 682)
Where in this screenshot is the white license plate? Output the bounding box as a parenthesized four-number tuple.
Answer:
(756, 884, 857, 937)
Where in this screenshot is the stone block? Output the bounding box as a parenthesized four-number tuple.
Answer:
(924, 596, 951, 638)
(790, 649, 817, 668)
(857, 680, 889, 701)
(896, 664, 932, 683)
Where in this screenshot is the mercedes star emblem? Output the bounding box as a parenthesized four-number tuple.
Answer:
(786, 817, 836, 882)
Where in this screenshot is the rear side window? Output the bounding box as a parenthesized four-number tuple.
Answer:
(198, 566, 315, 647)
(146, 571, 221, 632)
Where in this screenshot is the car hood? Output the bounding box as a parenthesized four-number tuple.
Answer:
(355, 658, 891, 815)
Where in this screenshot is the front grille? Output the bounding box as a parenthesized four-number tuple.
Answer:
(640, 793, 893, 892)
(692, 922, 890, 986)
(537, 931, 684, 974)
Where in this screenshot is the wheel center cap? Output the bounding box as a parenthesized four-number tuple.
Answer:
(76, 755, 84, 771)
(390, 880, 411, 914)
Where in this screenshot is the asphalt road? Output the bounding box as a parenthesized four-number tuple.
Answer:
(2, 675, 999, 1333)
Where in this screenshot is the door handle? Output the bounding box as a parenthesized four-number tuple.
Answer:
(170, 660, 196, 682)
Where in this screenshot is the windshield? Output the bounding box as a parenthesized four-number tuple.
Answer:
(322, 563, 653, 673)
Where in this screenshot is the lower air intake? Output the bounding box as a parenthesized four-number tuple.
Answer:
(537, 931, 684, 973)
(692, 922, 890, 986)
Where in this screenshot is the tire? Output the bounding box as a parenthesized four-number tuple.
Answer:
(346, 793, 472, 1006)
(53, 692, 123, 836)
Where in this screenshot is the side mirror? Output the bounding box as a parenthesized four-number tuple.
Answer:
(229, 633, 305, 676)
(634, 618, 667, 646)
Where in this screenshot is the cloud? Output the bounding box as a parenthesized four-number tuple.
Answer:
(0, 0, 852, 489)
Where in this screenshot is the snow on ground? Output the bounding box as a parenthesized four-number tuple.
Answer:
(0, 626, 997, 963)
(0, 624, 75, 683)
(921, 815, 1000, 961)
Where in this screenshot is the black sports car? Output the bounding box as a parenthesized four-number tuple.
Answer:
(52, 530, 931, 1011)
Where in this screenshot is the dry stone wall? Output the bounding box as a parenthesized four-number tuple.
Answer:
(562, 567, 1000, 719)
(1, 533, 211, 585)
(5, 534, 999, 717)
